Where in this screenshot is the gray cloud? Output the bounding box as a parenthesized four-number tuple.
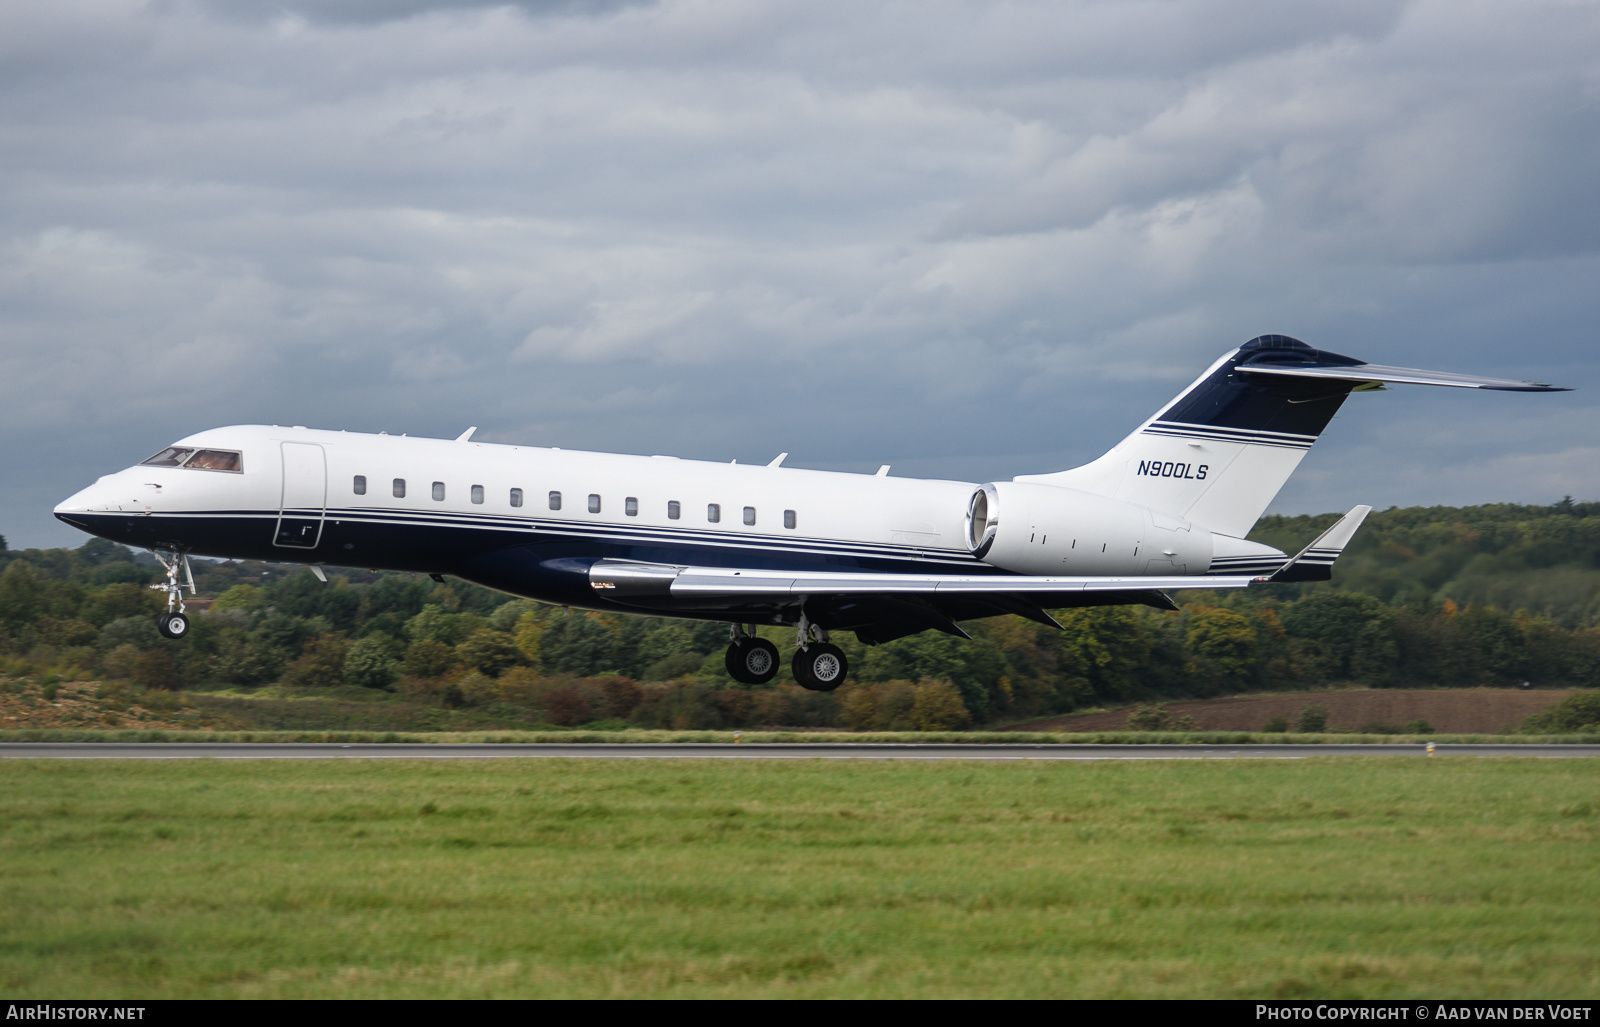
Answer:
(186, 0, 654, 26)
(2, 0, 1597, 549)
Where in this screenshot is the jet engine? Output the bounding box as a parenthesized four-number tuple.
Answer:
(965, 482, 1214, 576)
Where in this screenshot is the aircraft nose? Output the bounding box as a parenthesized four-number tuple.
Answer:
(54, 479, 120, 528)
(55, 486, 94, 518)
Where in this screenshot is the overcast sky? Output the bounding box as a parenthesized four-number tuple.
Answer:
(4, 0, 1598, 549)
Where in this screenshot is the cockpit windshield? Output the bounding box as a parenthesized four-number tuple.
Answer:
(187, 450, 242, 471)
(140, 447, 243, 472)
(141, 447, 193, 467)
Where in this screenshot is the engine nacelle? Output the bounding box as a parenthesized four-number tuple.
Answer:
(965, 481, 1214, 576)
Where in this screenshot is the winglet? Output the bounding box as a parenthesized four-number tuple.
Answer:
(1268, 505, 1371, 582)
(455, 427, 478, 442)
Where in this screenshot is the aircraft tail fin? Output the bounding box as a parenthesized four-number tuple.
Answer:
(1017, 335, 1565, 538)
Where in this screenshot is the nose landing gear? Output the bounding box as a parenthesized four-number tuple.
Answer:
(149, 548, 195, 640)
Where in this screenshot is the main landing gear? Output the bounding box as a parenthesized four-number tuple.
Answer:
(725, 626, 780, 685)
(149, 548, 195, 640)
(790, 611, 847, 692)
(792, 642, 847, 691)
(723, 616, 850, 691)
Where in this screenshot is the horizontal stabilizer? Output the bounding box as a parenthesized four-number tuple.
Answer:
(1269, 505, 1371, 583)
(1240, 362, 1568, 392)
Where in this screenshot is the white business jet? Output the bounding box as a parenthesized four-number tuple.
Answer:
(54, 335, 1565, 690)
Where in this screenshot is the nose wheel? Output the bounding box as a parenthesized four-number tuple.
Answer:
(157, 611, 190, 639)
(148, 547, 196, 641)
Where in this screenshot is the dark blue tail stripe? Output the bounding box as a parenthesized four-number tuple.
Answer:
(1157, 336, 1358, 438)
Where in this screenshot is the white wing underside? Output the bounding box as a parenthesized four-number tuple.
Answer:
(589, 560, 1260, 598)
(587, 506, 1373, 599)
(673, 569, 1258, 595)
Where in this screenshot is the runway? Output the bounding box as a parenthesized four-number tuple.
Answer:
(2, 742, 1598, 760)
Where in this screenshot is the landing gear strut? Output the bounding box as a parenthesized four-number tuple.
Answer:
(791, 611, 848, 692)
(149, 548, 195, 640)
(725, 625, 780, 684)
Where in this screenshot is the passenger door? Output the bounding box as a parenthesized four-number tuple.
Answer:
(274, 442, 326, 549)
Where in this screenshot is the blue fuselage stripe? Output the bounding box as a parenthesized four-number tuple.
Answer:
(73, 508, 992, 578)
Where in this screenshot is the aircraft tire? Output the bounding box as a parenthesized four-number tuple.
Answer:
(157, 612, 190, 640)
(792, 642, 848, 692)
(724, 640, 753, 683)
(725, 638, 779, 684)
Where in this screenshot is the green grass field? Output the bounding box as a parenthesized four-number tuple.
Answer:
(3, 758, 1598, 998)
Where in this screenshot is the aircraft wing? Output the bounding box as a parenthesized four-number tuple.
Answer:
(578, 506, 1372, 641)
(1239, 361, 1568, 391)
(588, 560, 1262, 598)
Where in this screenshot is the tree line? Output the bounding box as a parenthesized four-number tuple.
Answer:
(2, 498, 1598, 729)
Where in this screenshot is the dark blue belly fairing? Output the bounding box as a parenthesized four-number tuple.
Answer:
(56, 509, 996, 617)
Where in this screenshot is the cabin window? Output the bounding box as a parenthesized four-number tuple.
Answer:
(471, 485, 484, 505)
(432, 482, 445, 501)
(668, 501, 680, 520)
(549, 491, 562, 510)
(625, 497, 638, 517)
(707, 503, 721, 523)
(588, 494, 601, 514)
(510, 488, 523, 508)
(353, 475, 367, 496)
(743, 506, 756, 526)
(393, 478, 406, 498)
(784, 509, 796, 529)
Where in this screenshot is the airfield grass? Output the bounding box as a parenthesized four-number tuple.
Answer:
(2, 758, 1598, 998)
